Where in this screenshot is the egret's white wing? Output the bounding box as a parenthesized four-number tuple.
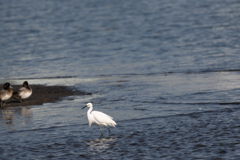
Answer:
(92, 111, 116, 127)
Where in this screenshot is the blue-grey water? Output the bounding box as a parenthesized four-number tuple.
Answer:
(1, 0, 240, 159)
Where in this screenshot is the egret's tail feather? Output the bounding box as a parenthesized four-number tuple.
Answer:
(111, 120, 117, 127)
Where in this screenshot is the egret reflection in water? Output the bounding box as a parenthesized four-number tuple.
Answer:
(86, 137, 117, 152)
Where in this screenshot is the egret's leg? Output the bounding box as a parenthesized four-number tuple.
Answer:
(107, 128, 111, 136)
(99, 127, 103, 137)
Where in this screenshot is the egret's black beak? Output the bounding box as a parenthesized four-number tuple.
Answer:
(82, 106, 87, 109)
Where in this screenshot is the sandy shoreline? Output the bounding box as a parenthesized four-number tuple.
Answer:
(1, 85, 91, 107)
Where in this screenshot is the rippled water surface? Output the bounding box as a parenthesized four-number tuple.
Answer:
(1, 0, 240, 159)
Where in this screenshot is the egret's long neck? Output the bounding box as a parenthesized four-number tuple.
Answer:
(87, 105, 93, 127)
(87, 106, 93, 114)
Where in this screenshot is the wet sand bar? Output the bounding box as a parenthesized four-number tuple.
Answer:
(2, 85, 91, 107)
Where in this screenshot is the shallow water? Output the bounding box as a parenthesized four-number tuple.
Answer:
(1, 0, 240, 159)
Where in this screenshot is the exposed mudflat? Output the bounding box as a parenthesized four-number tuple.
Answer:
(2, 85, 91, 107)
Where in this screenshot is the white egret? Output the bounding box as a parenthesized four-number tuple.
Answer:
(82, 103, 117, 136)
